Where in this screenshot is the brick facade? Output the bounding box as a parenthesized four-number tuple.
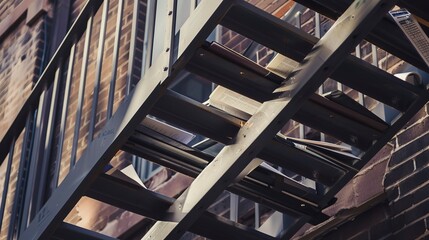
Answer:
(0, 1, 46, 238)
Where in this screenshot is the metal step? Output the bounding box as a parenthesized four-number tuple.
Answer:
(187, 43, 393, 150)
(86, 174, 277, 240)
(217, 2, 426, 111)
(149, 90, 350, 186)
(124, 129, 329, 223)
(293, 0, 429, 72)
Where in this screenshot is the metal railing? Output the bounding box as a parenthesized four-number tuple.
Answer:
(0, 0, 146, 237)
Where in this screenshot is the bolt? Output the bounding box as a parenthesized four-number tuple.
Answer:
(163, 67, 168, 71)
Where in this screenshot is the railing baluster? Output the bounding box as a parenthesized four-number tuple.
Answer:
(142, 0, 156, 73)
(70, 15, 94, 167)
(107, 0, 125, 119)
(34, 66, 62, 212)
(126, 0, 140, 95)
(20, 92, 47, 232)
(54, 44, 76, 188)
(8, 114, 33, 239)
(88, 0, 110, 142)
(0, 139, 15, 233)
(372, 44, 379, 67)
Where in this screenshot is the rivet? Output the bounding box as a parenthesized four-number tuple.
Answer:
(163, 67, 168, 71)
(168, 11, 173, 16)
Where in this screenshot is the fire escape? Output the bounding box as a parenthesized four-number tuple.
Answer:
(1, 0, 429, 239)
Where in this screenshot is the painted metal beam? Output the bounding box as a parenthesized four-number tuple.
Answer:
(86, 174, 173, 221)
(19, 0, 235, 239)
(124, 131, 328, 221)
(53, 222, 117, 240)
(143, 0, 395, 239)
(87, 174, 276, 240)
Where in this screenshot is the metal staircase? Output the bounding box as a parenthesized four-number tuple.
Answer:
(1, 0, 429, 239)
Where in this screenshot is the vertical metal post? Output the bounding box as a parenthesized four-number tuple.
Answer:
(371, 44, 379, 67)
(9, 114, 33, 239)
(107, 0, 124, 119)
(355, 44, 365, 105)
(141, 0, 155, 74)
(0, 140, 15, 233)
(126, 0, 140, 95)
(53, 44, 76, 188)
(229, 193, 238, 222)
(314, 12, 321, 38)
(35, 66, 62, 212)
(88, 0, 109, 142)
(20, 92, 47, 233)
(295, 10, 301, 29)
(126, 0, 143, 173)
(296, 10, 305, 142)
(254, 202, 260, 228)
(70, 15, 94, 167)
(314, 12, 325, 141)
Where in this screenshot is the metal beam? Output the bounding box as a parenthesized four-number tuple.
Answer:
(124, 131, 328, 221)
(19, 0, 234, 239)
(53, 222, 117, 240)
(86, 174, 173, 221)
(143, 0, 395, 239)
(87, 174, 276, 240)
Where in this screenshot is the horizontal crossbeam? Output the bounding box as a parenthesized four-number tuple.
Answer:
(87, 174, 276, 240)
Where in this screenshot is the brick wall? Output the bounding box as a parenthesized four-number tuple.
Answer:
(0, 19, 44, 140)
(383, 107, 429, 239)
(296, 104, 429, 240)
(0, 0, 46, 238)
(0, 0, 23, 22)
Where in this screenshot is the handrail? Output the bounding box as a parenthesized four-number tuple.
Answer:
(0, 0, 104, 166)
